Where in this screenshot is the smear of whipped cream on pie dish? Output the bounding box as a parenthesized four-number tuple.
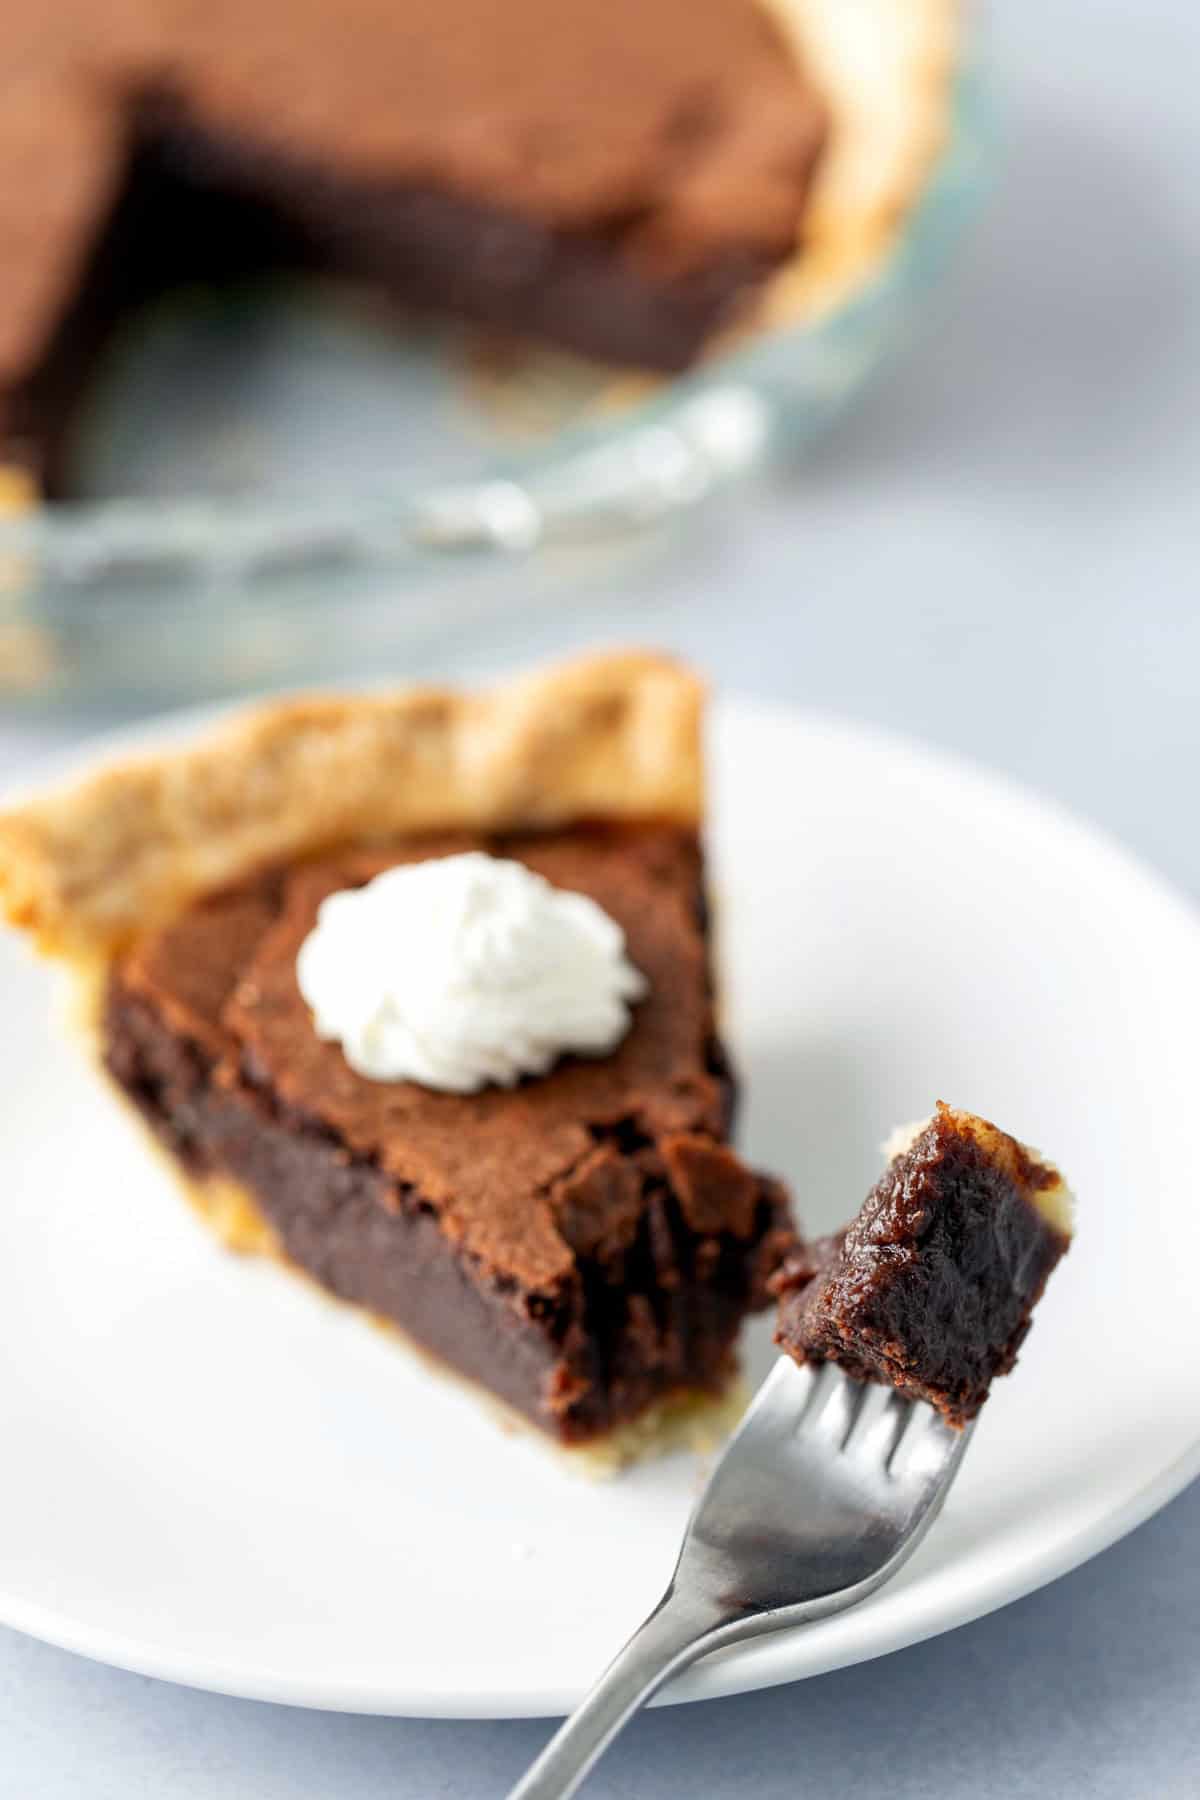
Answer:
(296, 851, 647, 1093)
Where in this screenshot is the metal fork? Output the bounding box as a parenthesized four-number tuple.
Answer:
(508, 1358, 974, 1800)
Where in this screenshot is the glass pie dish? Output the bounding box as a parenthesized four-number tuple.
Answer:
(0, 41, 988, 711)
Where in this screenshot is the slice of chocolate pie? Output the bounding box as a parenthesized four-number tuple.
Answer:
(1, 0, 958, 492)
(773, 1104, 1073, 1425)
(0, 652, 795, 1462)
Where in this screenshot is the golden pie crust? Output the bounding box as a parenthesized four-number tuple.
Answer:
(0, 649, 703, 958)
(759, 0, 961, 332)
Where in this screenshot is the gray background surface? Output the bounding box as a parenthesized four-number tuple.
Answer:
(2, 0, 1198, 1792)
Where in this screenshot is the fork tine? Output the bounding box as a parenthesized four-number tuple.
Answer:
(887, 1397, 948, 1476)
(842, 1380, 895, 1455)
(508, 1357, 974, 1800)
(874, 1392, 915, 1470)
(790, 1359, 831, 1430)
(803, 1360, 857, 1442)
(834, 1376, 876, 1451)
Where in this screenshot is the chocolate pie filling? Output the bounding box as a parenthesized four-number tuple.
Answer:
(102, 824, 793, 1445)
(772, 1105, 1071, 1425)
(3, 0, 826, 489)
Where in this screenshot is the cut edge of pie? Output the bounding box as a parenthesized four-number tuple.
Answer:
(0, 0, 961, 507)
(2, 649, 792, 1473)
(71, 955, 753, 1476)
(555, 0, 964, 415)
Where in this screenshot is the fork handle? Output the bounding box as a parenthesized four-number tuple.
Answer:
(506, 1588, 723, 1800)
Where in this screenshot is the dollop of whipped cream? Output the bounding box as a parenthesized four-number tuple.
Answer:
(296, 852, 648, 1093)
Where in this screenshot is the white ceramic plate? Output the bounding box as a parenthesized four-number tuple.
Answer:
(0, 699, 1197, 1718)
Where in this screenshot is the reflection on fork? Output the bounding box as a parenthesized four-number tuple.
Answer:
(509, 1358, 973, 1800)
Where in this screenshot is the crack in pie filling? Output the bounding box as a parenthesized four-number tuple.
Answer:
(0, 652, 796, 1461)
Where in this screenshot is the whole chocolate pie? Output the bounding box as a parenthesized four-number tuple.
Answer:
(773, 1103, 1073, 1425)
(2, 0, 957, 493)
(0, 652, 796, 1463)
